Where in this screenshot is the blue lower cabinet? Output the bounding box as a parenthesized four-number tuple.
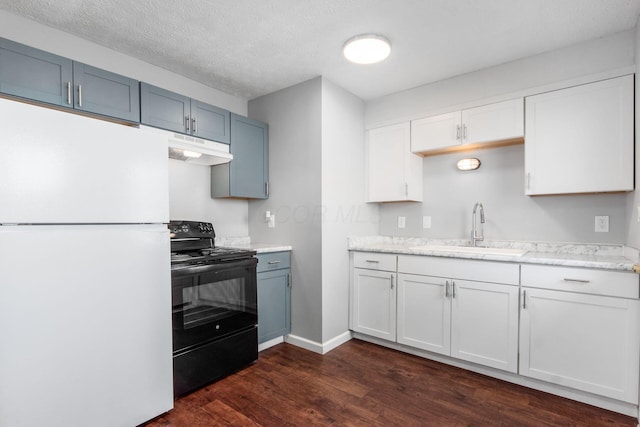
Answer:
(257, 252, 291, 344)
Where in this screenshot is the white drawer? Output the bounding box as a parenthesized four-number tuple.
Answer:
(353, 252, 397, 272)
(521, 264, 639, 299)
(397, 255, 519, 285)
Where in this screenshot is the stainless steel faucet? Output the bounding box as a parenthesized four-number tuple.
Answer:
(471, 202, 485, 246)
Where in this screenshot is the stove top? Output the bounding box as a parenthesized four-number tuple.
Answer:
(169, 220, 255, 271)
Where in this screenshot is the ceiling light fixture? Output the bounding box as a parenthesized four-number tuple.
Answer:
(343, 34, 391, 64)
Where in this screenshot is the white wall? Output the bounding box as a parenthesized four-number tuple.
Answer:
(366, 31, 637, 244)
(0, 10, 250, 235)
(320, 79, 378, 343)
(248, 78, 324, 344)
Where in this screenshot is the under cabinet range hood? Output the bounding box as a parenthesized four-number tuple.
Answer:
(140, 125, 233, 166)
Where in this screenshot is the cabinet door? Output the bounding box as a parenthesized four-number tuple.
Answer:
(411, 111, 461, 152)
(191, 100, 230, 144)
(366, 122, 422, 202)
(525, 75, 634, 195)
(230, 114, 269, 199)
(257, 268, 290, 343)
(397, 273, 450, 355)
(140, 83, 190, 134)
(351, 268, 396, 341)
(0, 38, 73, 107)
(461, 98, 523, 145)
(450, 280, 519, 373)
(519, 287, 640, 403)
(72, 62, 140, 122)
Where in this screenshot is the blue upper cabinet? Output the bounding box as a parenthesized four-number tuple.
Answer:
(211, 113, 269, 199)
(0, 38, 73, 107)
(72, 63, 140, 122)
(140, 83, 190, 133)
(191, 100, 230, 144)
(0, 38, 140, 122)
(140, 83, 231, 144)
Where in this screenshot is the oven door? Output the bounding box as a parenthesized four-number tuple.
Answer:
(171, 257, 257, 354)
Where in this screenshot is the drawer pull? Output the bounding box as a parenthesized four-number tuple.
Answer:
(563, 278, 590, 284)
(365, 260, 380, 263)
(267, 261, 281, 265)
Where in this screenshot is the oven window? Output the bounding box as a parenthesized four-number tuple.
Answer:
(182, 278, 246, 329)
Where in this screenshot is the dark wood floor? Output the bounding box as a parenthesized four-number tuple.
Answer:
(144, 339, 637, 426)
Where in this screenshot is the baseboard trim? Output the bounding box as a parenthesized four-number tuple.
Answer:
(258, 336, 284, 352)
(285, 331, 353, 355)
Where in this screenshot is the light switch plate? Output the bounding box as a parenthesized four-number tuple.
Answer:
(398, 216, 406, 229)
(595, 215, 609, 233)
(423, 216, 432, 229)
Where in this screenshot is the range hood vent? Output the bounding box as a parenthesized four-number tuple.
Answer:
(141, 125, 233, 166)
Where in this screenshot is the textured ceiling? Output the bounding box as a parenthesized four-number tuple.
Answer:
(0, 0, 639, 101)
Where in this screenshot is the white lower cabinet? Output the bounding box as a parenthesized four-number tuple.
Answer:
(450, 280, 519, 372)
(350, 252, 397, 341)
(396, 255, 520, 373)
(519, 265, 640, 404)
(349, 252, 640, 410)
(397, 273, 450, 354)
(397, 273, 519, 373)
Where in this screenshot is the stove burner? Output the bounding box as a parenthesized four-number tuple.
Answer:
(169, 221, 255, 271)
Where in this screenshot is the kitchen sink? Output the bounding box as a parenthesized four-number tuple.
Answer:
(409, 245, 528, 257)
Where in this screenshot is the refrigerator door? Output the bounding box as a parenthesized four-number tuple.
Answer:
(0, 97, 169, 224)
(0, 224, 173, 427)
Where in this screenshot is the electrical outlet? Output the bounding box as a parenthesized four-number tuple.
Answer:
(398, 216, 406, 229)
(268, 214, 276, 228)
(423, 216, 432, 229)
(595, 215, 609, 233)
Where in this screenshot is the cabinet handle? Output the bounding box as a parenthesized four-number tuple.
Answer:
(265, 181, 269, 197)
(268, 260, 281, 265)
(66, 82, 72, 105)
(391, 275, 394, 290)
(445, 280, 450, 298)
(365, 260, 379, 264)
(452, 281, 456, 298)
(192, 116, 197, 133)
(287, 274, 291, 288)
(78, 84, 82, 107)
(456, 125, 461, 140)
(405, 182, 408, 197)
(185, 115, 191, 133)
(522, 290, 527, 309)
(462, 124, 467, 140)
(563, 278, 590, 283)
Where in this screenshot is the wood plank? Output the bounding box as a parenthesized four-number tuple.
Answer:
(143, 340, 636, 426)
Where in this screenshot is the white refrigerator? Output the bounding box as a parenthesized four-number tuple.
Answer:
(0, 98, 173, 426)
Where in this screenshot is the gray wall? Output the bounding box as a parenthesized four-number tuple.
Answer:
(367, 31, 636, 244)
(378, 144, 628, 243)
(248, 78, 324, 344)
(0, 10, 250, 236)
(626, 22, 640, 249)
(248, 77, 378, 347)
(320, 80, 378, 343)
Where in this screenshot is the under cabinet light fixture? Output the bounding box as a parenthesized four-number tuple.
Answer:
(457, 158, 481, 171)
(343, 34, 391, 64)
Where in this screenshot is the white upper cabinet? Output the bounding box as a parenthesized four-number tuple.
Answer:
(524, 75, 634, 195)
(366, 122, 423, 202)
(411, 98, 524, 153)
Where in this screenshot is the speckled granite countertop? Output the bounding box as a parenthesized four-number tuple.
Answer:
(215, 236, 292, 254)
(348, 236, 640, 272)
